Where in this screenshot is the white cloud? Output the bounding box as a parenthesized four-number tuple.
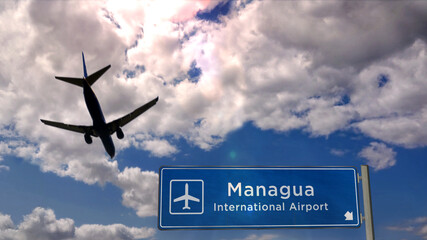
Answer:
(0, 140, 37, 163)
(244, 234, 278, 240)
(35, 149, 159, 217)
(0, 165, 10, 172)
(352, 39, 427, 148)
(330, 148, 347, 157)
(415, 217, 427, 224)
(0, 213, 14, 230)
(115, 167, 159, 217)
(358, 142, 397, 171)
(165, 0, 427, 149)
(0, 207, 155, 240)
(140, 139, 178, 157)
(0, 207, 74, 240)
(388, 216, 427, 240)
(18, 208, 74, 240)
(387, 226, 415, 232)
(229, 234, 280, 240)
(75, 224, 155, 240)
(130, 134, 178, 158)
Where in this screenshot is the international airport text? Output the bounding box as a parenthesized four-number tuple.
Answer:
(213, 202, 329, 213)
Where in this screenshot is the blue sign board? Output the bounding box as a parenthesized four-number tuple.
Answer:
(158, 167, 360, 229)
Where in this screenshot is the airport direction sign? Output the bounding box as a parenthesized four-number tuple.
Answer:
(158, 166, 360, 230)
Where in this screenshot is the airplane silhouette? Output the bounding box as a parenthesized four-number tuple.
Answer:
(40, 52, 158, 158)
(173, 183, 200, 210)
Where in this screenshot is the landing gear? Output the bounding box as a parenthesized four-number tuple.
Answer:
(116, 127, 124, 139)
(84, 133, 92, 144)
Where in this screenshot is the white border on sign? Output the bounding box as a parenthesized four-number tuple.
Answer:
(159, 167, 360, 229)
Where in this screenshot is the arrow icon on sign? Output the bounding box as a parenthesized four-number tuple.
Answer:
(344, 211, 353, 221)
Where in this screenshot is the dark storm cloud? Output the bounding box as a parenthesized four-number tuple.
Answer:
(257, 1, 427, 70)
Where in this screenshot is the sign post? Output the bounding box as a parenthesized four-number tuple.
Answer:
(158, 167, 361, 230)
(361, 165, 375, 240)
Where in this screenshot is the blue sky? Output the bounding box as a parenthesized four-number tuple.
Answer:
(1, 124, 427, 239)
(1, 0, 427, 239)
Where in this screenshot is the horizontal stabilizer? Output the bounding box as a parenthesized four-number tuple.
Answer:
(86, 65, 111, 86)
(54, 76, 84, 87)
(54, 65, 110, 87)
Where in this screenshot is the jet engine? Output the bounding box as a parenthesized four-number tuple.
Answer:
(116, 127, 124, 139)
(84, 133, 92, 144)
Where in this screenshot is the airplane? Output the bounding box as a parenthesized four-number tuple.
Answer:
(40, 52, 158, 158)
(173, 183, 200, 210)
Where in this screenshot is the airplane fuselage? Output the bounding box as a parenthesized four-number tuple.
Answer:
(82, 79, 115, 158)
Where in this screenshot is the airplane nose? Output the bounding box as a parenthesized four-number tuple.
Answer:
(105, 142, 115, 159)
(108, 148, 115, 159)
(100, 134, 115, 158)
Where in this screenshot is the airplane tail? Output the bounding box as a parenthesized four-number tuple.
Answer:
(82, 52, 88, 78)
(54, 52, 111, 87)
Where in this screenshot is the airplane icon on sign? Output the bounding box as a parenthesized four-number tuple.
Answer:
(173, 183, 200, 210)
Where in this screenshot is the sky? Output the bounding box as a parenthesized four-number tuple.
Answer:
(0, 0, 427, 239)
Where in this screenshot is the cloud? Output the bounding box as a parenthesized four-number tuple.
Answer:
(0, 207, 155, 240)
(0, 140, 37, 164)
(37, 150, 159, 217)
(75, 224, 155, 240)
(18, 207, 74, 240)
(388, 217, 427, 240)
(115, 167, 159, 217)
(330, 148, 347, 157)
(229, 234, 280, 240)
(0, 207, 74, 240)
(1, 0, 427, 218)
(244, 234, 279, 240)
(0, 213, 14, 230)
(352, 40, 427, 148)
(358, 142, 397, 170)
(0, 165, 9, 172)
(130, 134, 178, 158)
(163, 0, 427, 150)
(257, 1, 427, 69)
(141, 139, 178, 157)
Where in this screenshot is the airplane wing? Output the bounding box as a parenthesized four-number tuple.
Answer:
(173, 195, 199, 203)
(173, 196, 186, 202)
(86, 65, 111, 86)
(187, 195, 200, 202)
(107, 96, 159, 134)
(40, 119, 94, 136)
